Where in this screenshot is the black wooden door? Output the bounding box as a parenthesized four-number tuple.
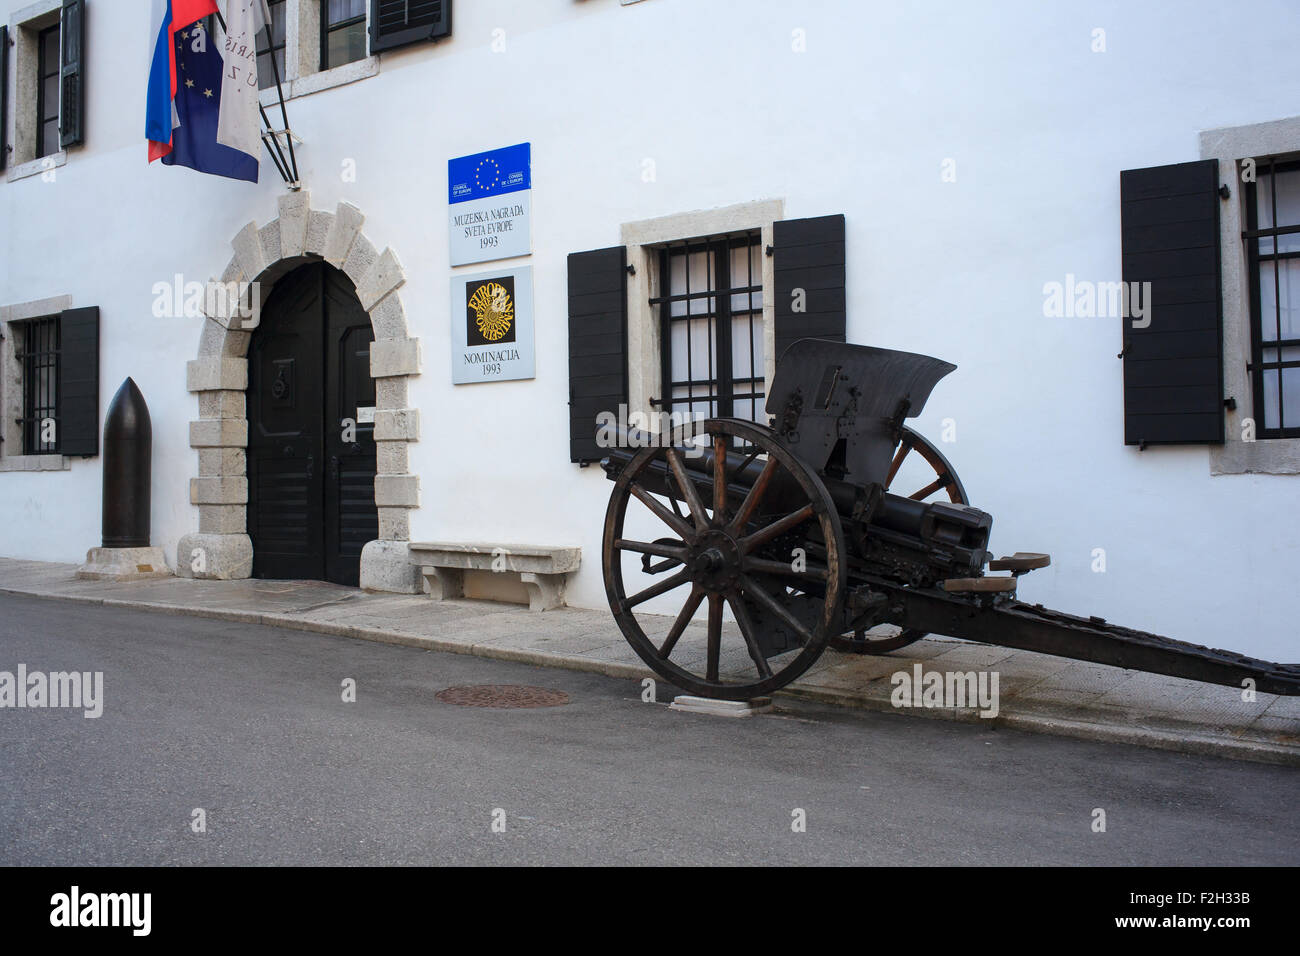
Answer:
(248, 263, 377, 585)
(323, 268, 378, 586)
(248, 266, 326, 580)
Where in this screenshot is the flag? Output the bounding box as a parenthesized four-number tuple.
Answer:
(216, 0, 270, 159)
(146, 0, 217, 155)
(145, 0, 261, 183)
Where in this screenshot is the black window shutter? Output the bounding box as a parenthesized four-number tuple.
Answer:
(568, 246, 627, 464)
(59, 0, 85, 149)
(369, 0, 451, 54)
(58, 306, 99, 457)
(773, 214, 846, 361)
(1, 25, 8, 171)
(1120, 159, 1224, 445)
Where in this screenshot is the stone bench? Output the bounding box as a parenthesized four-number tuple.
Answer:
(409, 542, 581, 612)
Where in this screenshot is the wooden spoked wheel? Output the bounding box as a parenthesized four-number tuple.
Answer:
(830, 425, 970, 655)
(602, 418, 846, 701)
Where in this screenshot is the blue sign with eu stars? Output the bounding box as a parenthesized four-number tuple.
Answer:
(448, 143, 532, 266)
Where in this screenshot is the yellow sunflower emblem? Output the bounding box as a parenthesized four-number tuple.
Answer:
(468, 281, 514, 342)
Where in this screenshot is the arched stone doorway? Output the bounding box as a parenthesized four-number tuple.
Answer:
(178, 191, 421, 593)
(247, 261, 376, 586)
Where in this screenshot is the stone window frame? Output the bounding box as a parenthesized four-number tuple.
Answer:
(620, 199, 784, 431)
(5, 0, 69, 183)
(0, 293, 73, 472)
(178, 190, 421, 592)
(257, 0, 379, 106)
(1201, 115, 1300, 474)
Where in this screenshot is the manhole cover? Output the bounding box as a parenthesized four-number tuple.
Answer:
(435, 684, 570, 709)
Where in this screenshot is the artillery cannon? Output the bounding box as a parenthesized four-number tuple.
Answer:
(600, 339, 1300, 701)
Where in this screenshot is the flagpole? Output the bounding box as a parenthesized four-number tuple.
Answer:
(259, 129, 291, 183)
(259, 23, 298, 187)
(212, 9, 296, 186)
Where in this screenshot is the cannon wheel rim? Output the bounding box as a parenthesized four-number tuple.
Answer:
(887, 424, 968, 505)
(830, 425, 969, 655)
(602, 417, 846, 701)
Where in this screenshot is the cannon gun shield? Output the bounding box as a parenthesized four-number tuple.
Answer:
(767, 339, 956, 487)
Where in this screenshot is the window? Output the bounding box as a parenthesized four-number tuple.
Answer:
(256, 0, 288, 89)
(231, 0, 447, 103)
(322, 0, 367, 70)
(35, 24, 60, 158)
(570, 201, 789, 465)
(0, 300, 96, 465)
(17, 317, 60, 454)
(5, 0, 85, 177)
(652, 231, 766, 426)
(1246, 159, 1300, 438)
(369, 0, 451, 54)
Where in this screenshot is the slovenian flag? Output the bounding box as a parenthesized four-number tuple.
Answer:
(145, 1, 263, 183)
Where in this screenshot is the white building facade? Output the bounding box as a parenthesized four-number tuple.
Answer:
(1, 0, 1297, 660)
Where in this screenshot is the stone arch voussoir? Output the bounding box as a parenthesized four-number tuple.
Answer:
(178, 191, 421, 592)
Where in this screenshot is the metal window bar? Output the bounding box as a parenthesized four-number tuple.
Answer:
(745, 228, 758, 422)
(1245, 158, 1300, 438)
(35, 23, 59, 158)
(651, 231, 764, 446)
(16, 317, 60, 455)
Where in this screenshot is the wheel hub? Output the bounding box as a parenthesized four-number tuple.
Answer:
(689, 530, 741, 592)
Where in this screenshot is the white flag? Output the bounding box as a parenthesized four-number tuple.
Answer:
(216, 0, 271, 160)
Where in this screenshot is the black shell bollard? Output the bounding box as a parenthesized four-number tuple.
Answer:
(101, 378, 153, 549)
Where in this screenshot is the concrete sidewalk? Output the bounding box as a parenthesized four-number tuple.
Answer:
(0, 556, 1295, 765)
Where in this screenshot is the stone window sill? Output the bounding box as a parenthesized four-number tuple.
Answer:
(0, 454, 71, 472)
(1211, 438, 1300, 476)
(6, 150, 67, 183)
(259, 56, 378, 107)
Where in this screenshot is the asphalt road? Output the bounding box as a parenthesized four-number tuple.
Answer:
(0, 592, 1296, 865)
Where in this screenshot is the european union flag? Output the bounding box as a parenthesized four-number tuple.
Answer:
(162, 24, 259, 183)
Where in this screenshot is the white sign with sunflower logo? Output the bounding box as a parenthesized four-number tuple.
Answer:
(451, 267, 535, 384)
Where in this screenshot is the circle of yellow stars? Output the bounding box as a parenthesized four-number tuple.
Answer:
(474, 157, 501, 192)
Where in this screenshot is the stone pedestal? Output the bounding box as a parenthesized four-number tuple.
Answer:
(360, 539, 420, 593)
(76, 547, 173, 581)
(669, 696, 773, 718)
(175, 532, 253, 580)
